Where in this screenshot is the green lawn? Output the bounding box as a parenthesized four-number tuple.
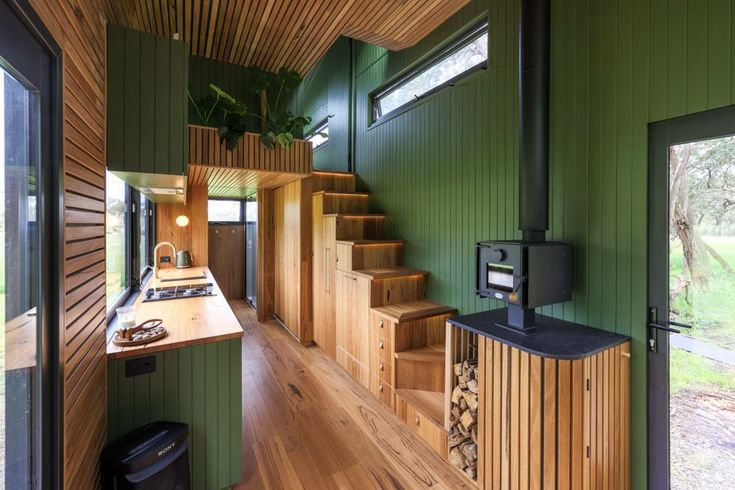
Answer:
(106, 230, 126, 310)
(669, 236, 735, 394)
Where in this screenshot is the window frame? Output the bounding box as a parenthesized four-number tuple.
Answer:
(305, 118, 329, 150)
(106, 176, 156, 322)
(208, 198, 246, 224)
(370, 18, 488, 123)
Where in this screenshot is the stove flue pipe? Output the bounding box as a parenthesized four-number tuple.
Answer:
(518, 0, 550, 243)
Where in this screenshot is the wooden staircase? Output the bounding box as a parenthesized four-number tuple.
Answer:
(311, 170, 456, 459)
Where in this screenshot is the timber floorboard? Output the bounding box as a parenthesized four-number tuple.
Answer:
(230, 300, 470, 489)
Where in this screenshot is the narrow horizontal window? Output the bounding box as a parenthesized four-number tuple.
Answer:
(372, 20, 488, 121)
(208, 199, 243, 222)
(306, 120, 329, 149)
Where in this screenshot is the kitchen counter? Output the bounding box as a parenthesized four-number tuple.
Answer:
(448, 307, 630, 360)
(106, 266, 243, 360)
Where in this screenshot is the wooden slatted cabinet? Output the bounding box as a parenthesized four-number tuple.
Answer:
(446, 321, 631, 488)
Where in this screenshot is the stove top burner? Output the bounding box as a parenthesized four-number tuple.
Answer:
(142, 283, 216, 302)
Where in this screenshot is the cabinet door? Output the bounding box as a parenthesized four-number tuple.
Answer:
(335, 271, 355, 353)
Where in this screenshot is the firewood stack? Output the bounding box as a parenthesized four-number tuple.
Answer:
(448, 359, 479, 480)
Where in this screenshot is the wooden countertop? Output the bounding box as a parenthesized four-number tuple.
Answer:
(106, 267, 243, 360)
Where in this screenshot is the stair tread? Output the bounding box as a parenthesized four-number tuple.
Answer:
(395, 388, 446, 428)
(351, 266, 429, 280)
(312, 170, 356, 176)
(394, 344, 446, 362)
(312, 190, 370, 197)
(371, 300, 457, 322)
(323, 213, 386, 218)
(335, 239, 404, 246)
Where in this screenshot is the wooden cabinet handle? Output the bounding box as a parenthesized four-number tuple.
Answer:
(380, 362, 384, 371)
(379, 320, 384, 328)
(379, 383, 384, 392)
(379, 340, 384, 349)
(415, 416, 420, 426)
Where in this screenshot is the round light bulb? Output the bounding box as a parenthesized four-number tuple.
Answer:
(175, 215, 190, 227)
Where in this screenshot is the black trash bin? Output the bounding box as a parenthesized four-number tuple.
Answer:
(101, 421, 190, 489)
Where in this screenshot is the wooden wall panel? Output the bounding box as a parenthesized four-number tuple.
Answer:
(156, 184, 209, 267)
(208, 225, 245, 299)
(256, 188, 275, 321)
(271, 179, 312, 343)
(26, 0, 109, 487)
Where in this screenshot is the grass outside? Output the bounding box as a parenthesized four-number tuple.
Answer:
(670, 236, 735, 394)
(106, 230, 126, 311)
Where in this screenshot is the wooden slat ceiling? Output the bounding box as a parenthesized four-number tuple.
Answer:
(105, 0, 470, 74)
(188, 164, 308, 198)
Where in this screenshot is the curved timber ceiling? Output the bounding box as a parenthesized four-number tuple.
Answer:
(105, 0, 470, 74)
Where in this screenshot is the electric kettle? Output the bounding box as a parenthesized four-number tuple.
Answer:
(175, 250, 192, 269)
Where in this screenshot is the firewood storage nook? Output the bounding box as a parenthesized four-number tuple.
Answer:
(446, 312, 631, 488)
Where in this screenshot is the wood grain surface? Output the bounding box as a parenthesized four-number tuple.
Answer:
(106, 267, 243, 359)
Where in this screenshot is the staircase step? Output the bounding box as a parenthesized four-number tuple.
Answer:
(371, 300, 457, 323)
(394, 344, 446, 363)
(351, 267, 429, 280)
(311, 170, 357, 193)
(336, 240, 404, 272)
(313, 190, 370, 214)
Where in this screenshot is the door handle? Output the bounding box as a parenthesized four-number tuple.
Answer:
(668, 320, 693, 329)
(649, 322, 682, 334)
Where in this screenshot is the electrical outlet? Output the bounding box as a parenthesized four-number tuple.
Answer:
(125, 356, 156, 377)
(160, 255, 171, 263)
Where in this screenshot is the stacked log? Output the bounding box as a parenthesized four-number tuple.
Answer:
(448, 359, 479, 480)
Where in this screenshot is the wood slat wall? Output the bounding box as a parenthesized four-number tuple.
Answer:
(104, 0, 471, 75)
(27, 0, 109, 487)
(156, 184, 209, 267)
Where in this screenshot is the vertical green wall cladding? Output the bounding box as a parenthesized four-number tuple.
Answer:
(290, 37, 352, 171)
(107, 24, 188, 176)
(107, 340, 242, 489)
(291, 0, 735, 487)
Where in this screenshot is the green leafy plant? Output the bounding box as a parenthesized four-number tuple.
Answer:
(245, 67, 311, 150)
(188, 83, 248, 150)
(188, 66, 311, 151)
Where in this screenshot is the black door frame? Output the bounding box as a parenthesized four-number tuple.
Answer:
(647, 103, 735, 489)
(0, 0, 63, 488)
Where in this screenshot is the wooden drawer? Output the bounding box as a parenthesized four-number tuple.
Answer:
(370, 355, 393, 383)
(336, 347, 370, 389)
(369, 373, 393, 408)
(395, 393, 448, 458)
(374, 337, 393, 361)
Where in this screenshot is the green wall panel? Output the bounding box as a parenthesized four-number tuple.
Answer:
(290, 0, 735, 487)
(107, 24, 188, 176)
(107, 339, 242, 489)
(289, 37, 352, 171)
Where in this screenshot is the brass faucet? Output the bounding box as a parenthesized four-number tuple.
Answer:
(153, 241, 177, 279)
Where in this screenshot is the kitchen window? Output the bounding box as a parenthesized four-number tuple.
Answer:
(106, 171, 153, 317)
(208, 199, 244, 223)
(106, 171, 130, 313)
(306, 120, 329, 149)
(371, 19, 488, 121)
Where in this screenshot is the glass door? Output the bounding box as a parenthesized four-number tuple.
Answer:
(1, 0, 61, 487)
(245, 198, 257, 307)
(648, 106, 735, 489)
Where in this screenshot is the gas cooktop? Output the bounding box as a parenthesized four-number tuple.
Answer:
(142, 283, 216, 302)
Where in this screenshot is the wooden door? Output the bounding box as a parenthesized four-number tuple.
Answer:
(208, 224, 245, 299)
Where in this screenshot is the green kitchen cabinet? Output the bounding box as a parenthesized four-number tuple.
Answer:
(107, 24, 188, 203)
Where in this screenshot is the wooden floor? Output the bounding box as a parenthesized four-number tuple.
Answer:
(229, 300, 470, 489)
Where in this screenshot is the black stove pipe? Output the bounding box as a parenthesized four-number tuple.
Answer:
(518, 0, 550, 243)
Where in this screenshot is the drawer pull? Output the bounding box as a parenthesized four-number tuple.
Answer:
(380, 362, 385, 371)
(415, 416, 421, 426)
(379, 341, 384, 349)
(379, 320, 384, 328)
(379, 383, 384, 392)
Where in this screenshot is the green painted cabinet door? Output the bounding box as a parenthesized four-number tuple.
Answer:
(107, 24, 188, 178)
